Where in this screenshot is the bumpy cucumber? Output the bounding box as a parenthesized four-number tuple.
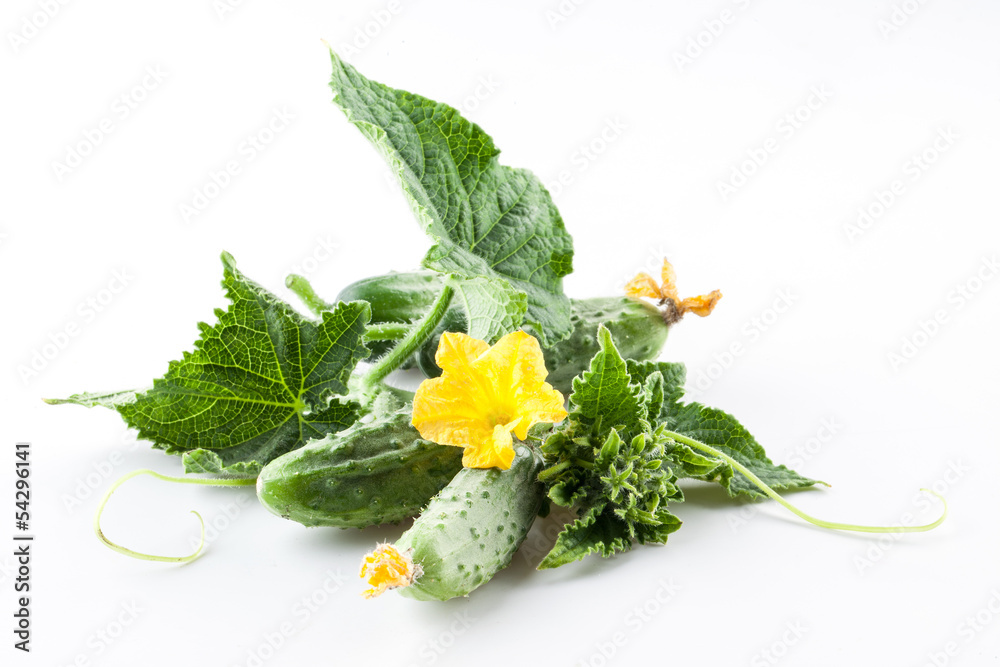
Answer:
(337, 272, 670, 391)
(542, 296, 668, 392)
(256, 409, 463, 528)
(396, 445, 544, 601)
(417, 296, 668, 393)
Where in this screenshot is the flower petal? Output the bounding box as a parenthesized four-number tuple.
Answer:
(412, 330, 568, 470)
(359, 542, 419, 598)
(679, 290, 723, 317)
(658, 259, 681, 303)
(435, 331, 490, 374)
(624, 272, 662, 300)
(462, 422, 516, 470)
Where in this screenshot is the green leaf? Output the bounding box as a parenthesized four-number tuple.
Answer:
(568, 325, 645, 436)
(45, 389, 140, 409)
(626, 359, 687, 407)
(328, 51, 574, 345)
(662, 402, 818, 499)
(447, 274, 526, 344)
(51, 253, 371, 476)
(537, 504, 632, 569)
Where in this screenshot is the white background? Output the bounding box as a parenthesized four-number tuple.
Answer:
(3, 1, 999, 665)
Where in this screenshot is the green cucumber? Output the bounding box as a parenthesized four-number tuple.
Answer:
(542, 296, 668, 393)
(417, 296, 668, 393)
(395, 445, 544, 601)
(337, 272, 670, 391)
(256, 409, 463, 528)
(336, 271, 444, 359)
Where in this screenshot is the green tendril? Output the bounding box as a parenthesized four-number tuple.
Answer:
(94, 469, 256, 563)
(661, 430, 947, 534)
(286, 274, 332, 316)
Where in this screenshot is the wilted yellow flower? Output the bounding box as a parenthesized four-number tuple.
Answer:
(359, 542, 418, 599)
(625, 258, 722, 319)
(411, 330, 568, 470)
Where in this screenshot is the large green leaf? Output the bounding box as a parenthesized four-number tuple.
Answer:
(328, 51, 574, 345)
(49, 253, 370, 476)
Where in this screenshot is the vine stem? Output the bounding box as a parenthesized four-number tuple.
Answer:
(285, 274, 330, 316)
(94, 469, 256, 563)
(363, 283, 455, 391)
(364, 322, 411, 342)
(661, 430, 947, 534)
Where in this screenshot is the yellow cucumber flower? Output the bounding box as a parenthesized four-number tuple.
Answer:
(411, 330, 567, 470)
(625, 258, 722, 320)
(359, 542, 419, 599)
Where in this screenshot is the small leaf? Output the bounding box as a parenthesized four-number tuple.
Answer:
(569, 326, 645, 435)
(448, 274, 526, 343)
(538, 504, 632, 569)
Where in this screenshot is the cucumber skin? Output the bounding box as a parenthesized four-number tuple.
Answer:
(397, 445, 544, 601)
(256, 410, 463, 528)
(336, 273, 669, 389)
(336, 271, 444, 359)
(543, 296, 668, 393)
(418, 296, 668, 393)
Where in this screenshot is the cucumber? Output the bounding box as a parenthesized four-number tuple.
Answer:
(542, 296, 668, 393)
(256, 409, 463, 528)
(395, 445, 544, 601)
(337, 272, 670, 391)
(417, 296, 668, 393)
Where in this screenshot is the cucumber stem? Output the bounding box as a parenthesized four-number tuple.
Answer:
(363, 283, 455, 391)
(364, 322, 411, 342)
(661, 430, 947, 534)
(94, 469, 256, 563)
(286, 274, 331, 316)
